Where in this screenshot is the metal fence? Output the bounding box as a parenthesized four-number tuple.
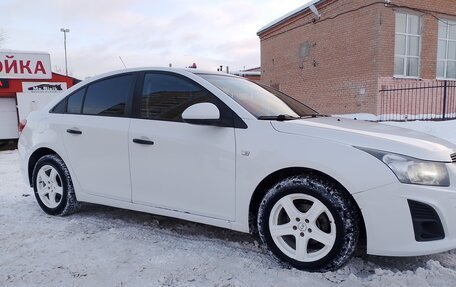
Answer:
(379, 80, 456, 121)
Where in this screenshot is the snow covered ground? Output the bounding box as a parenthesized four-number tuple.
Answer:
(2, 120, 456, 286)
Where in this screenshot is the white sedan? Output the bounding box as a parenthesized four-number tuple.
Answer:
(18, 68, 456, 271)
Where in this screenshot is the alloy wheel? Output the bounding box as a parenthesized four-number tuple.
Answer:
(268, 193, 336, 262)
(36, 165, 64, 209)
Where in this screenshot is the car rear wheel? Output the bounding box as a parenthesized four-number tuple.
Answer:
(32, 154, 80, 216)
(258, 175, 359, 272)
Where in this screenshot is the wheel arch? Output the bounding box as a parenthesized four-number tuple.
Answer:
(248, 167, 366, 241)
(28, 147, 60, 187)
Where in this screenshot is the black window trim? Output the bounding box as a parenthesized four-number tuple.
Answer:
(50, 72, 139, 118)
(131, 71, 247, 129)
(50, 70, 247, 129)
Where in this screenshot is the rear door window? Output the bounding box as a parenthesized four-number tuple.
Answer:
(66, 88, 85, 114)
(83, 74, 135, 117)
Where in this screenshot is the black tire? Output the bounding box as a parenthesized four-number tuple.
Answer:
(32, 154, 80, 216)
(258, 175, 359, 272)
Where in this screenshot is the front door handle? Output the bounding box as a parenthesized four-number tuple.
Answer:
(66, 129, 82, 135)
(133, 138, 154, 145)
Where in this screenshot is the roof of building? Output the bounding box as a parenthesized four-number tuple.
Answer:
(232, 67, 261, 76)
(51, 72, 81, 83)
(257, 0, 325, 35)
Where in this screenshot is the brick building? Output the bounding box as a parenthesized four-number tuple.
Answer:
(257, 0, 456, 116)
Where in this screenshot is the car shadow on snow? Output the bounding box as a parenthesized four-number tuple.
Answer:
(71, 203, 454, 274)
(0, 140, 18, 151)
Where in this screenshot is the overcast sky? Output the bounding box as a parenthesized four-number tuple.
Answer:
(0, 0, 310, 79)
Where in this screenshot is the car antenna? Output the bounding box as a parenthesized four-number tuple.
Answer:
(119, 56, 127, 69)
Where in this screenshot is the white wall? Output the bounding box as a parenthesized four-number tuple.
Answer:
(0, 98, 19, 140)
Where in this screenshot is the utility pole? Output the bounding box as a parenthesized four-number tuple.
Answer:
(60, 28, 70, 76)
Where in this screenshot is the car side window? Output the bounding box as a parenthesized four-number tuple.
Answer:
(83, 74, 134, 117)
(140, 73, 216, 122)
(67, 88, 85, 114)
(50, 88, 84, 114)
(51, 98, 67, 113)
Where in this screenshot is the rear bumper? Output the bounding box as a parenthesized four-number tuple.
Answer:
(354, 169, 456, 256)
(17, 137, 31, 186)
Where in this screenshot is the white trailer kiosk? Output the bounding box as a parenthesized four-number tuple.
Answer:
(0, 50, 78, 144)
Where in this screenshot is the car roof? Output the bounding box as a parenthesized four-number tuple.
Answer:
(85, 67, 239, 80)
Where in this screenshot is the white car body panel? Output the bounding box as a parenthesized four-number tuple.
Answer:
(74, 192, 235, 231)
(61, 115, 132, 201)
(129, 119, 236, 220)
(271, 118, 454, 162)
(354, 163, 456, 255)
(18, 67, 456, 258)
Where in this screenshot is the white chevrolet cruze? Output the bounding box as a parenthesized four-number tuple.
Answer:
(19, 68, 456, 271)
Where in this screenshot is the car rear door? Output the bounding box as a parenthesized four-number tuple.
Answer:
(61, 73, 136, 201)
(128, 71, 236, 220)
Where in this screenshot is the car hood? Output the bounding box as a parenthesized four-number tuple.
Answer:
(271, 117, 456, 162)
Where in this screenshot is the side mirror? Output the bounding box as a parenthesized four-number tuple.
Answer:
(182, 102, 221, 125)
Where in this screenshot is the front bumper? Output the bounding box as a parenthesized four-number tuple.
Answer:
(354, 164, 456, 256)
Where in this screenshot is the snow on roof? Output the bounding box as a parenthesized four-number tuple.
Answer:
(233, 71, 261, 76)
(232, 67, 261, 76)
(257, 0, 324, 35)
(242, 67, 261, 72)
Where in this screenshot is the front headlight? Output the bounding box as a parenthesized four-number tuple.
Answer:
(357, 147, 450, 187)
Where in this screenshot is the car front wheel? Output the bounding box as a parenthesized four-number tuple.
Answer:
(32, 154, 80, 216)
(258, 175, 359, 272)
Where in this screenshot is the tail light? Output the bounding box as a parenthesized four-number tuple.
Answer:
(18, 119, 27, 134)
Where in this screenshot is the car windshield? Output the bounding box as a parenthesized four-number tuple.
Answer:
(200, 74, 318, 120)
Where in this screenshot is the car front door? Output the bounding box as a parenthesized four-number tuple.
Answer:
(61, 73, 136, 202)
(129, 72, 236, 220)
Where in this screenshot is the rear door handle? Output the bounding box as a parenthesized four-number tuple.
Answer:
(66, 129, 82, 135)
(133, 138, 154, 145)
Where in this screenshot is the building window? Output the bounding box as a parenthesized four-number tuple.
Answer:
(394, 12, 422, 77)
(437, 19, 456, 79)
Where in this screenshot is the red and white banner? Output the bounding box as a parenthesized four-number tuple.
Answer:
(0, 51, 52, 79)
